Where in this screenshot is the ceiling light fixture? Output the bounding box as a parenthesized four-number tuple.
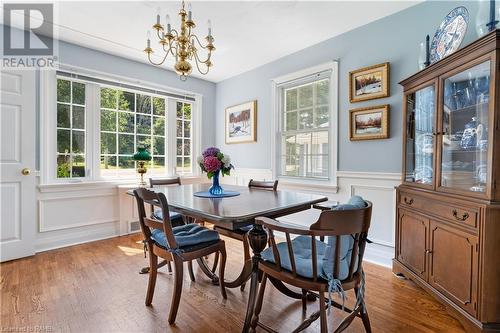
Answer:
(144, 1, 215, 81)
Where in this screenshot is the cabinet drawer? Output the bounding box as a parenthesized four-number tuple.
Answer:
(399, 193, 478, 229)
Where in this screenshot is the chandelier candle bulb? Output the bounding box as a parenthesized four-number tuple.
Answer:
(208, 19, 212, 36)
(187, 3, 192, 21)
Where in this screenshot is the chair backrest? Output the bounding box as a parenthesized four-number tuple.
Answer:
(312, 201, 372, 281)
(266, 201, 372, 283)
(248, 179, 278, 191)
(133, 187, 178, 249)
(149, 177, 181, 187)
(149, 177, 181, 213)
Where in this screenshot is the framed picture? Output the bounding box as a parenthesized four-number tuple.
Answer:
(349, 62, 390, 103)
(349, 105, 390, 141)
(225, 100, 257, 144)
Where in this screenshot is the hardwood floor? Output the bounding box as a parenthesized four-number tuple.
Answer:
(1, 233, 465, 333)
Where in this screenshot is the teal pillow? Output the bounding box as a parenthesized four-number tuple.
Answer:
(322, 196, 366, 280)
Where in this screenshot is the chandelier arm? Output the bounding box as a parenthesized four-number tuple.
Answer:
(193, 47, 212, 64)
(193, 50, 210, 75)
(170, 29, 180, 39)
(147, 50, 169, 66)
(155, 29, 163, 41)
(190, 34, 210, 50)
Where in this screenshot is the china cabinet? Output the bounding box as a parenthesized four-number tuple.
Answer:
(394, 30, 500, 333)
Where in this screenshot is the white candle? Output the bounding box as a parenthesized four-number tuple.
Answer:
(187, 3, 192, 20)
(207, 19, 212, 36)
(156, 7, 161, 24)
(165, 14, 171, 33)
(147, 31, 151, 48)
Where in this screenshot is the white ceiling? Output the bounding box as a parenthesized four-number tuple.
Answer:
(5, 1, 420, 82)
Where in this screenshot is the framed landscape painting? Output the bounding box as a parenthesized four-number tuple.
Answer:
(350, 105, 390, 141)
(349, 62, 390, 102)
(225, 100, 257, 144)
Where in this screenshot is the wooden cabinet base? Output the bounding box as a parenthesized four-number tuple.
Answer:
(393, 260, 500, 333)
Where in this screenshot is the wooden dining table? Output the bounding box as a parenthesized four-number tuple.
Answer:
(127, 183, 327, 332)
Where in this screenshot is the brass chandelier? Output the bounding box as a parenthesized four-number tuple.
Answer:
(144, 1, 215, 81)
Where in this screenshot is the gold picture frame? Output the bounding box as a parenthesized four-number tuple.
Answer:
(225, 100, 257, 144)
(349, 105, 390, 141)
(349, 62, 390, 103)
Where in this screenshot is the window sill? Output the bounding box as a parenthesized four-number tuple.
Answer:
(38, 175, 206, 193)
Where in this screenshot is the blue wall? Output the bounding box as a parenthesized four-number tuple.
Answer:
(215, 1, 480, 172)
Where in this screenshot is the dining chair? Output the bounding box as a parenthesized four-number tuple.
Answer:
(133, 188, 227, 324)
(212, 179, 278, 290)
(250, 196, 373, 333)
(149, 177, 185, 227)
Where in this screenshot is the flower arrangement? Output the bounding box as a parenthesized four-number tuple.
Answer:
(197, 147, 234, 179)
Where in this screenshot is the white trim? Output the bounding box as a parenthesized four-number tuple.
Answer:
(272, 62, 339, 86)
(57, 63, 196, 99)
(270, 61, 339, 187)
(337, 170, 401, 181)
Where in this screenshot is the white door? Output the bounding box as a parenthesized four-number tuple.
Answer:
(0, 69, 36, 262)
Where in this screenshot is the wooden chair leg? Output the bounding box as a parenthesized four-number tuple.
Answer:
(187, 261, 196, 282)
(240, 235, 251, 291)
(167, 261, 172, 273)
(145, 250, 158, 306)
(218, 245, 227, 299)
(250, 273, 267, 332)
(319, 291, 328, 333)
(211, 251, 219, 273)
(301, 289, 308, 312)
(355, 286, 372, 333)
(168, 259, 184, 324)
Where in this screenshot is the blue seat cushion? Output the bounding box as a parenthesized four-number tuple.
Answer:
(262, 235, 327, 279)
(150, 223, 220, 250)
(261, 196, 367, 281)
(153, 209, 183, 222)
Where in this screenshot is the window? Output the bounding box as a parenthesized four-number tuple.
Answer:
(176, 101, 192, 174)
(99, 87, 168, 177)
(274, 62, 338, 182)
(56, 79, 86, 178)
(48, 71, 199, 183)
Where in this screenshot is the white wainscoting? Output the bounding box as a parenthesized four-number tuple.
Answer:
(223, 169, 401, 268)
(36, 183, 121, 252)
(35, 176, 207, 253)
(35, 171, 400, 268)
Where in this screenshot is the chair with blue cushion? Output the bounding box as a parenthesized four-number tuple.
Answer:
(250, 196, 373, 333)
(149, 177, 185, 227)
(138, 177, 186, 275)
(133, 188, 227, 325)
(213, 179, 279, 290)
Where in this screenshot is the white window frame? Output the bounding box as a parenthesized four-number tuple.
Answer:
(271, 61, 338, 189)
(40, 65, 202, 185)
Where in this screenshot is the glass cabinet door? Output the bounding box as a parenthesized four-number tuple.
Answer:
(405, 85, 436, 185)
(441, 61, 490, 193)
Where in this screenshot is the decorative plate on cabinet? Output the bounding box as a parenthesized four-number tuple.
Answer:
(430, 6, 469, 63)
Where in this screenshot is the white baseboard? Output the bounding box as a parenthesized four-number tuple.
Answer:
(35, 220, 120, 253)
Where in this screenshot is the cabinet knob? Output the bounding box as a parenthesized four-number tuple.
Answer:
(21, 168, 31, 176)
(404, 197, 414, 205)
(452, 209, 469, 221)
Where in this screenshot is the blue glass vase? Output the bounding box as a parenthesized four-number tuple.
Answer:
(209, 170, 224, 195)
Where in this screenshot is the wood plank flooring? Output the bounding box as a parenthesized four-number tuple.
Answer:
(1, 233, 465, 332)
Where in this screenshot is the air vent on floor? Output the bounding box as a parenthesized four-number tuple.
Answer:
(130, 221, 141, 233)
